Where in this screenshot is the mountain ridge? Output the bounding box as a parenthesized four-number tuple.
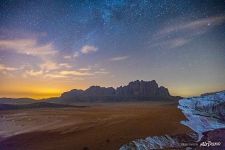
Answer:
(52, 80, 179, 104)
(0, 80, 182, 105)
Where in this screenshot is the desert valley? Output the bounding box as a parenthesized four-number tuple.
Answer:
(0, 101, 189, 150)
(0, 80, 225, 149)
(0, 80, 188, 149)
(1, 0, 225, 149)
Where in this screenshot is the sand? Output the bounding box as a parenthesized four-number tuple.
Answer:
(0, 101, 190, 150)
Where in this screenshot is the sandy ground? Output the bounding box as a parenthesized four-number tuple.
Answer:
(0, 101, 190, 150)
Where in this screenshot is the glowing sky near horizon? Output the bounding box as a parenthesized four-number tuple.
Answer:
(0, 0, 225, 99)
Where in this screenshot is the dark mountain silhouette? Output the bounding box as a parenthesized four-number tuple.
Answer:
(0, 98, 35, 105)
(115, 80, 169, 97)
(0, 102, 86, 110)
(51, 80, 179, 104)
(0, 80, 181, 106)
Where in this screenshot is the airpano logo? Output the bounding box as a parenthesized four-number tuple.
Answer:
(200, 141, 221, 147)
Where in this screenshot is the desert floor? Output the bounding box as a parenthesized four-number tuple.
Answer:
(0, 101, 190, 150)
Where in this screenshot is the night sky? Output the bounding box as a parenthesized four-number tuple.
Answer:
(0, 0, 225, 98)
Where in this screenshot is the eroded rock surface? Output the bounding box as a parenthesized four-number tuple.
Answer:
(178, 91, 225, 140)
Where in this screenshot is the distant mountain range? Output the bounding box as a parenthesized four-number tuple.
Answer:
(0, 80, 181, 108)
(0, 102, 86, 110)
(0, 98, 35, 105)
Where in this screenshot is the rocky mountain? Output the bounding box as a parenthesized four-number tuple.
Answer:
(0, 80, 176, 105)
(120, 90, 225, 149)
(85, 86, 116, 96)
(178, 90, 225, 140)
(55, 80, 174, 103)
(115, 80, 170, 97)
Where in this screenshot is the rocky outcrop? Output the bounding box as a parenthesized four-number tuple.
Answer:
(116, 80, 160, 97)
(85, 86, 115, 96)
(120, 91, 225, 149)
(57, 80, 173, 103)
(178, 91, 225, 140)
(156, 86, 170, 97)
(119, 133, 197, 150)
(61, 89, 84, 99)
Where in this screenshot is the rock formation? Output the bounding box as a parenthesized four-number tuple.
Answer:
(57, 80, 173, 103)
(116, 80, 160, 97)
(61, 89, 84, 99)
(85, 86, 115, 96)
(178, 91, 225, 140)
(0, 80, 175, 105)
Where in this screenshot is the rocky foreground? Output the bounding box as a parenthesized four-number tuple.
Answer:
(120, 91, 225, 149)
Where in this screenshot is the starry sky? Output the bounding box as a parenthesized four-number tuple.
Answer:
(0, 0, 225, 99)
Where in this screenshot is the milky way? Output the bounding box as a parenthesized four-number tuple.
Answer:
(0, 0, 225, 98)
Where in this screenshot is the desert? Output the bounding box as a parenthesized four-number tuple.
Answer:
(1, 1, 225, 149)
(0, 101, 189, 150)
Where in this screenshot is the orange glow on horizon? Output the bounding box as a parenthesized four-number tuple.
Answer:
(0, 88, 63, 99)
(0, 76, 90, 99)
(1, 76, 225, 99)
(1, 85, 224, 99)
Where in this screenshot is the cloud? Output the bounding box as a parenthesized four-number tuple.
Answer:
(151, 15, 225, 49)
(63, 51, 80, 59)
(39, 61, 59, 72)
(0, 34, 106, 80)
(23, 61, 72, 78)
(59, 63, 72, 68)
(150, 38, 190, 49)
(64, 46, 96, 60)
(63, 55, 72, 59)
(80, 45, 98, 54)
(0, 64, 18, 71)
(25, 70, 43, 76)
(94, 71, 109, 74)
(0, 38, 67, 78)
(73, 51, 80, 57)
(157, 15, 225, 37)
(60, 70, 94, 76)
(23, 68, 94, 79)
(79, 67, 91, 71)
(0, 39, 57, 57)
(45, 67, 108, 78)
(110, 56, 129, 61)
(44, 73, 67, 78)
